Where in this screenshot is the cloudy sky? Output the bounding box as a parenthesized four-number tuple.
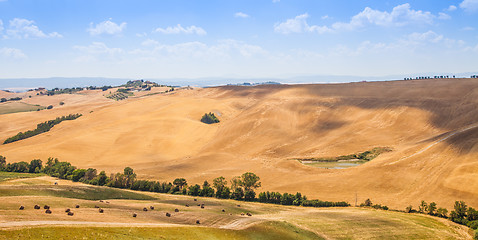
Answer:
(0, 0, 477, 79)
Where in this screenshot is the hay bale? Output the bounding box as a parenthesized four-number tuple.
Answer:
(240, 213, 245, 216)
(237, 205, 241, 207)
(246, 212, 252, 216)
(67, 211, 74, 216)
(185, 204, 189, 207)
(149, 206, 154, 210)
(34, 205, 40, 209)
(222, 209, 225, 212)
(94, 205, 99, 208)
(65, 208, 70, 213)
(143, 207, 148, 211)
(174, 208, 179, 212)
(166, 212, 171, 217)
(43, 205, 50, 210)
(194, 199, 197, 201)
(106, 201, 110, 204)
(132, 213, 137, 217)
(19, 206, 24, 210)
(196, 220, 200, 224)
(197, 204, 201, 206)
(75, 205, 80, 208)
(99, 200, 104, 203)
(200, 204, 204, 209)
(98, 208, 104, 213)
(45, 209, 52, 214)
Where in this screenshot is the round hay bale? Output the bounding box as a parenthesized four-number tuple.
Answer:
(99, 200, 103, 203)
(246, 212, 252, 216)
(94, 205, 99, 208)
(237, 205, 241, 207)
(45, 209, 52, 214)
(65, 208, 70, 213)
(174, 208, 179, 212)
(34, 205, 40, 209)
(143, 207, 148, 211)
(132, 213, 137, 217)
(98, 208, 104, 213)
(201, 205, 204, 209)
(106, 201, 110, 204)
(185, 204, 189, 207)
(197, 204, 201, 206)
(75, 205, 80, 208)
(43, 205, 50, 210)
(67, 211, 74, 216)
(166, 212, 171, 217)
(222, 209, 225, 212)
(240, 213, 245, 216)
(19, 206, 24, 210)
(149, 206, 154, 210)
(196, 220, 200, 224)
(194, 199, 197, 201)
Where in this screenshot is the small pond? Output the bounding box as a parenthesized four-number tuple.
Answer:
(301, 159, 368, 169)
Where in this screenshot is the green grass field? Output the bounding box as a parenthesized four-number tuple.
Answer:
(0, 172, 44, 182)
(0, 221, 321, 240)
(0, 102, 45, 115)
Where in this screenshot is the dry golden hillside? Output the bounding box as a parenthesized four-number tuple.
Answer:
(1, 79, 478, 210)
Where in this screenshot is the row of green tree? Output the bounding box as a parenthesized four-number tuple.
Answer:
(0, 156, 349, 208)
(0, 97, 22, 102)
(363, 198, 478, 234)
(3, 114, 82, 144)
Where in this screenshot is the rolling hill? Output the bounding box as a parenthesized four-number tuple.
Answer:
(1, 78, 478, 210)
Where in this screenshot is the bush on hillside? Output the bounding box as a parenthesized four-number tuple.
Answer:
(200, 112, 220, 124)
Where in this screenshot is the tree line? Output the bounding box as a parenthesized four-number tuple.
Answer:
(3, 114, 82, 144)
(0, 156, 349, 209)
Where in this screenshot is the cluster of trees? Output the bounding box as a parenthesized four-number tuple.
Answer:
(201, 112, 220, 124)
(46, 87, 83, 96)
(1, 97, 22, 102)
(0, 156, 350, 209)
(403, 200, 478, 233)
(3, 114, 82, 144)
(360, 199, 389, 210)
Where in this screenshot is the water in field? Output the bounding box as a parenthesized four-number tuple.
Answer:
(301, 159, 368, 169)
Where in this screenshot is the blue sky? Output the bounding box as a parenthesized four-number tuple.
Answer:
(0, 0, 477, 79)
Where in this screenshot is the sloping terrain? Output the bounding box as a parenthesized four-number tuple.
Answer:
(0, 175, 471, 239)
(1, 79, 478, 209)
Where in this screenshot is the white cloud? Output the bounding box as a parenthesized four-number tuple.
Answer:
(141, 39, 159, 46)
(154, 24, 206, 35)
(460, 0, 478, 12)
(87, 20, 126, 36)
(235, 12, 250, 18)
(461, 26, 475, 31)
(321, 15, 330, 20)
(73, 42, 124, 62)
(0, 47, 27, 59)
(447, 5, 457, 11)
(275, 4, 437, 35)
(332, 4, 434, 30)
(272, 0, 280, 2)
(5, 18, 62, 39)
(438, 12, 451, 20)
(408, 31, 444, 43)
(274, 13, 332, 34)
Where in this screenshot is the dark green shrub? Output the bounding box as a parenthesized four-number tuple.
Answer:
(200, 112, 220, 124)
